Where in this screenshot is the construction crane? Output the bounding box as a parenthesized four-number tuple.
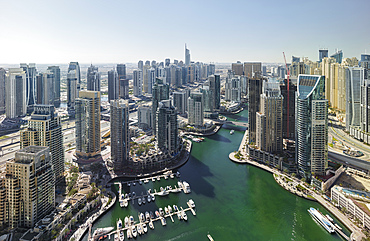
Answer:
(283, 52, 290, 139)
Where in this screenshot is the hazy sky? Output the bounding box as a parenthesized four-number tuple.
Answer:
(1, 0, 369, 64)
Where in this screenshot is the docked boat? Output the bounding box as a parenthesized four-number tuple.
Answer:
(173, 205, 179, 212)
(133, 182, 136, 186)
(326, 214, 333, 222)
(335, 223, 342, 230)
(139, 180, 142, 185)
(159, 208, 164, 216)
(126, 228, 132, 239)
(155, 210, 160, 218)
(114, 232, 119, 241)
(165, 207, 169, 215)
(308, 207, 335, 233)
(129, 216, 134, 225)
(177, 212, 182, 220)
(149, 221, 154, 229)
(131, 226, 137, 238)
(144, 179, 149, 184)
(138, 198, 142, 205)
(137, 224, 143, 235)
(91, 227, 114, 241)
(151, 194, 155, 201)
(168, 205, 173, 213)
(147, 195, 151, 203)
(157, 176, 160, 181)
(188, 199, 195, 208)
(182, 181, 191, 193)
(182, 208, 188, 221)
(170, 174, 175, 178)
(176, 171, 181, 177)
(139, 213, 145, 222)
(119, 230, 124, 241)
(152, 177, 156, 182)
(124, 216, 129, 228)
(230, 129, 234, 135)
(142, 223, 148, 233)
(127, 182, 130, 187)
(145, 212, 150, 221)
(150, 211, 154, 219)
(164, 175, 168, 179)
(117, 218, 123, 230)
(161, 217, 167, 226)
(142, 196, 146, 204)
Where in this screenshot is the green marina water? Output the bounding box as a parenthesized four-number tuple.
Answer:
(83, 110, 349, 241)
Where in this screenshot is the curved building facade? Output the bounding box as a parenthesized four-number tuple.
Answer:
(295, 75, 328, 180)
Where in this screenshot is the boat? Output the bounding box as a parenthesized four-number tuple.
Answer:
(170, 174, 175, 178)
(124, 216, 129, 228)
(132, 192, 136, 197)
(151, 194, 155, 201)
(91, 227, 114, 241)
(334, 223, 342, 230)
(308, 207, 335, 233)
(138, 198, 142, 206)
(127, 182, 130, 187)
(326, 214, 333, 222)
(182, 181, 191, 193)
(120, 201, 125, 208)
(142, 196, 146, 204)
(145, 212, 150, 221)
(152, 177, 156, 182)
(119, 230, 124, 241)
(117, 218, 123, 230)
(150, 211, 154, 219)
(142, 223, 148, 233)
(164, 175, 168, 179)
(155, 210, 160, 218)
(157, 176, 160, 181)
(168, 205, 172, 213)
(137, 224, 143, 235)
(161, 217, 167, 226)
(139, 213, 145, 222)
(159, 208, 164, 216)
(207, 233, 214, 241)
(133, 182, 136, 186)
(177, 212, 182, 220)
(177, 181, 183, 189)
(230, 129, 234, 135)
(139, 180, 142, 185)
(129, 216, 134, 225)
(114, 233, 119, 241)
(131, 226, 137, 238)
(165, 207, 169, 215)
(149, 221, 154, 229)
(147, 195, 151, 203)
(144, 179, 149, 184)
(126, 228, 132, 239)
(173, 205, 179, 212)
(188, 199, 195, 208)
(176, 171, 180, 177)
(182, 208, 188, 221)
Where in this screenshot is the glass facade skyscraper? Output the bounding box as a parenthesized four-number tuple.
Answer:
(295, 75, 328, 180)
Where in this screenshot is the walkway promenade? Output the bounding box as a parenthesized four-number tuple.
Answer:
(229, 130, 366, 241)
(69, 190, 116, 241)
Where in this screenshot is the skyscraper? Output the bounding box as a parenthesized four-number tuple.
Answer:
(296, 75, 328, 180)
(156, 100, 178, 153)
(173, 91, 186, 114)
(47, 66, 61, 107)
(185, 44, 190, 66)
(330, 49, 343, 64)
(188, 92, 204, 126)
(142, 64, 151, 93)
(152, 78, 169, 134)
(360, 54, 370, 79)
(87, 64, 100, 91)
(280, 79, 296, 139)
(20, 63, 37, 108)
(133, 69, 143, 96)
(5, 68, 26, 118)
(0, 68, 5, 113)
(35, 72, 54, 105)
(0, 146, 55, 228)
(67, 70, 78, 118)
(117, 64, 129, 99)
(108, 69, 119, 102)
(138, 105, 152, 129)
(231, 62, 244, 76)
(244, 62, 262, 79)
(165, 58, 170, 67)
(75, 91, 101, 158)
(225, 77, 241, 102)
(147, 68, 156, 94)
(117, 64, 126, 80)
(346, 67, 364, 130)
(138, 60, 143, 70)
(319, 49, 328, 62)
(248, 78, 263, 143)
(68, 62, 81, 93)
(256, 80, 283, 153)
(110, 99, 129, 172)
(20, 105, 64, 182)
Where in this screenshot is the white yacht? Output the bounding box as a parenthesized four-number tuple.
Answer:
(188, 199, 195, 208)
(131, 226, 137, 238)
(142, 223, 148, 233)
(161, 217, 167, 226)
(308, 207, 335, 233)
(230, 129, 234, 135)
(182, 181, 191, 193)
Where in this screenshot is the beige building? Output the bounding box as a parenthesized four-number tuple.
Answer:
(0, 146, 55, 229)
(20, 105, 64, 183)
(75, 91, 101, 158)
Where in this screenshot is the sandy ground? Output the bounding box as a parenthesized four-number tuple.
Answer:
(335, 171, 370, 191)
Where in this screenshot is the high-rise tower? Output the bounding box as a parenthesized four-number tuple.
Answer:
(47, 66, 61, 107)
(0, 68, 5, 113)
(108, 69, 119, 101)
(75, 91, 101, 158)
(152, 78, 169, 134)
(67, 70, 78, 118)
(319, 49, 328, 62)
(110, 99, 130, 172)
(87, 64, 100, 91)
(133, 69, 143, 97)
(20, 105, 64, 183)
(296, 75, 328, 180)
(156, 100, 178, 153)
(185, 44, 190, 66)
(20, 63, 37, 108)
(5, 68, 27, 118)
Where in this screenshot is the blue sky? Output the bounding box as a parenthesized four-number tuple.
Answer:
(0, 0, 369, 64)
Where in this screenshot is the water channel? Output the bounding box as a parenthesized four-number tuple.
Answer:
(83, 110, 349, 240)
